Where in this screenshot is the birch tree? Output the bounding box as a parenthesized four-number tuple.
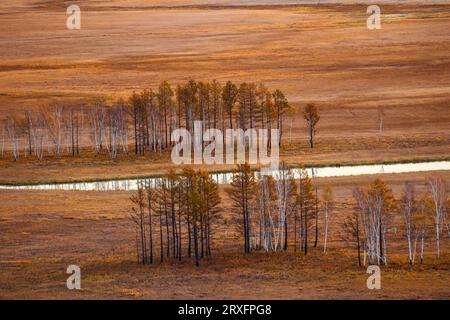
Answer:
(322, 186, 334, 253)
(417, 194, 434, 263)
(5, 116, 20, 161)
(428, 176, 448, 259)
(274, 162, 297, 251)
(30, 113, 46, 160)
(90, 101, 106, 155)
(42, 105, 63, 156)
(1, 122, 5, 158)
(354, 179, 395, 265)
(400, 182, 418, 264)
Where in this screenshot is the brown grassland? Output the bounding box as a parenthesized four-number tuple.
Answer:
(1, 171, 450, 299)
(0, 1, 450, 299)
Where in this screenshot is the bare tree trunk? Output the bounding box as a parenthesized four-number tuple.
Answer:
(194, 223, 200, 267)
(314, 188, 319, 248)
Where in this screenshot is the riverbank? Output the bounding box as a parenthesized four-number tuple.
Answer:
(1, 130, 449, 185)
(1, 159, 450, 190)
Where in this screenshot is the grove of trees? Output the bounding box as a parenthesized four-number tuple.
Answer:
(0, 80, 322, 162)
(131, 168, 220, 267)
(130, 164, 449, 267)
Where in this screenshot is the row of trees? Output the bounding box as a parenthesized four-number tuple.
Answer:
(228, 165, 450, 266)
(133, 164, 449, 267)
(227, 162, 331, 255)
(130, 169, 220, 267)
(1, 80, 322, 161)
(1, 102, 129, 161)
(344, 176, 449, 266)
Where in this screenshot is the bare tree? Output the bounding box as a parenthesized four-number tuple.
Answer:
(5, 116, 20, 161)
(41, 105, 64, 156)
(67, 106, 80, 157)
(255, 175, 275, 253)
(90, 101, 106, 155)
(428, 175, 448, 259)
(400, 182, 418, 264)
(322, 186, 334, 253)
(378, 107, 385, 134)
(1, 122, 5, 158)
(417, 194, 433, 263)
(342, 207, 363, 267)
(130, 187, 147, 264)
(273, 162, 297, 252)
(30, 113, 46, 160)
(23, 111, 34, 157)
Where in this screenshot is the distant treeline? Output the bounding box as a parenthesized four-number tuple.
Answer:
(131, 162, 449, 267)
(0, 80, 320, 161)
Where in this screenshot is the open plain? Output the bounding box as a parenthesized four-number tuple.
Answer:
(0, 1, 449, 299)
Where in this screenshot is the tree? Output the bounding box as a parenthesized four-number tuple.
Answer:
(130, 187, 147, 264)
(314, 187, 319, 248)
(417, 194, 434, 263)
(342, 204, 363, 267)
(158, 81, 174, 149)
(274, 161, 297, 251)
(128, 92, 145, 155)
(227, 163, 256, 253)
(377, 106, 385, 134)
(66, 105, 80, 157)
(428, 175, 448, 259)
(198, 170, 221, 257)
(322, 186, 334, 253)
(257, 84, 275, 150)
(181, 168, 220, 266)
(23, 111, 33, 157)
(90, 101, 107, 155)
(180, 80, 198, 139)
(23, 110, 46, 160)
(354, 178, 396, 266)
(298, 167, 315, 254)
(5, 116, 20, 161)
(222, 81, 238, 130)
(273, 89, 290, 146)
(303, 104, 320, 148)
(1, 121, 6, 158)
(145, 185, 156, 264)
(237, 83, 249, 132)
(400, 182, 418, 264)
(41, 104, 64, 156)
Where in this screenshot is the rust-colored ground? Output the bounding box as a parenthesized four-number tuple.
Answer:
(0, 171, 449, 299)
(1, 2, 450, 183)
(1, 1, 450, 299)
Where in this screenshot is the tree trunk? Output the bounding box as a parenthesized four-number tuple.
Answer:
(194, 223, 200, 267)
(314, 188, 318, 248)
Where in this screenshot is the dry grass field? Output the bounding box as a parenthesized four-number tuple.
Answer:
(1, 171, 450, 299)
(1, 1, 450, 299)
(1, 1, 450, 183)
